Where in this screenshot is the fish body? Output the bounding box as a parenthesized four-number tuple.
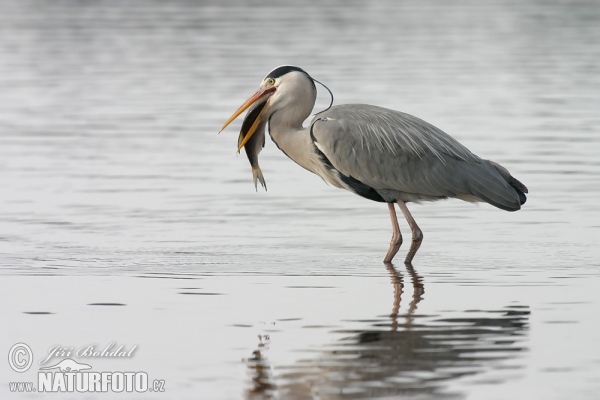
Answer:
(239, 100, 268, 191)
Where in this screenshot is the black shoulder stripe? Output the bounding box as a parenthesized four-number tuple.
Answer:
(310, 119, 386, 203)
(338, 174, 386, 203)
(310, 119, 335, 171)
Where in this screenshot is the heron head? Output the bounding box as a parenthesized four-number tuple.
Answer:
(219, 65, 316, 151)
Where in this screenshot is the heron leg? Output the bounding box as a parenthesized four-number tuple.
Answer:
(383, 203, 403, 263)
(396, 199, 423, 264)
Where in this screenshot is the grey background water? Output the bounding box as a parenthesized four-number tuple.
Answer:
(1, 0, 599, 399)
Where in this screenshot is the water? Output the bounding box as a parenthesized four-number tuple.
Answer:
(1, 1, 599, 399)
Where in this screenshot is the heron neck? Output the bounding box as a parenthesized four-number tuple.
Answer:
(267, 111, 315, 171)
(267, 105, 343, 188)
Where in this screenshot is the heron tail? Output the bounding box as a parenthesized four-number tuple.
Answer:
(488, 160, 528, 206)
(508, 176, 528, 206)
(466, 160, 528, 211)
(252, 166, 267, 192)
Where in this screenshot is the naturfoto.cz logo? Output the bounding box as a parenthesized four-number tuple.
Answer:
(8, 343, 166, 394)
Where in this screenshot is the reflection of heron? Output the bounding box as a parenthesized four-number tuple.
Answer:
(386, 263, 424, 331)
(273, 264, 529, 399)
(220, 66, 528, 263)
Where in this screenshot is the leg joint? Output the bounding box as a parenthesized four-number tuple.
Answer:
(413, 230, 423, 242)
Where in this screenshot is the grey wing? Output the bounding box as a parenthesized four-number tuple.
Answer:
(310, 104, 523, 210)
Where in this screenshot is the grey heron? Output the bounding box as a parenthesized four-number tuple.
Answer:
(219, 66, 528, 264)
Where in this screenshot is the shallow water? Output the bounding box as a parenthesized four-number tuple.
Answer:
(1, 1, 599, 399)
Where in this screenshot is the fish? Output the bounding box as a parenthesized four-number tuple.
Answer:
(238, 100, 268, 191)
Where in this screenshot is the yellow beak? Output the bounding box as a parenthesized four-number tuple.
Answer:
(219, 87, 276, 152)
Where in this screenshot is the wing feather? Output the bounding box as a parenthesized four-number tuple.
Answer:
(319, 105, 480, 163)
(311, 104, 522, 209)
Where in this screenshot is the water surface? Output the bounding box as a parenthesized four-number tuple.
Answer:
(1, 1, 599, 399)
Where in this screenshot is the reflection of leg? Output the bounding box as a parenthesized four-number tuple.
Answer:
(384, 263, 404, 332)
(383, 203, 402, 263)
(396, 199, 423, 264)
(405, 263, 424, 320)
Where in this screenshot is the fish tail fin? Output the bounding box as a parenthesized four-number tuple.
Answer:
(252, 167, 267, 192)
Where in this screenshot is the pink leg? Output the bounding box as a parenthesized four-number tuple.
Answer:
(396, 199, 423, 264)
(383, 203, 403, 263)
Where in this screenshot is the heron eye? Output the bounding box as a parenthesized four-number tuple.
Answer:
(267, 78, 275, 86)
